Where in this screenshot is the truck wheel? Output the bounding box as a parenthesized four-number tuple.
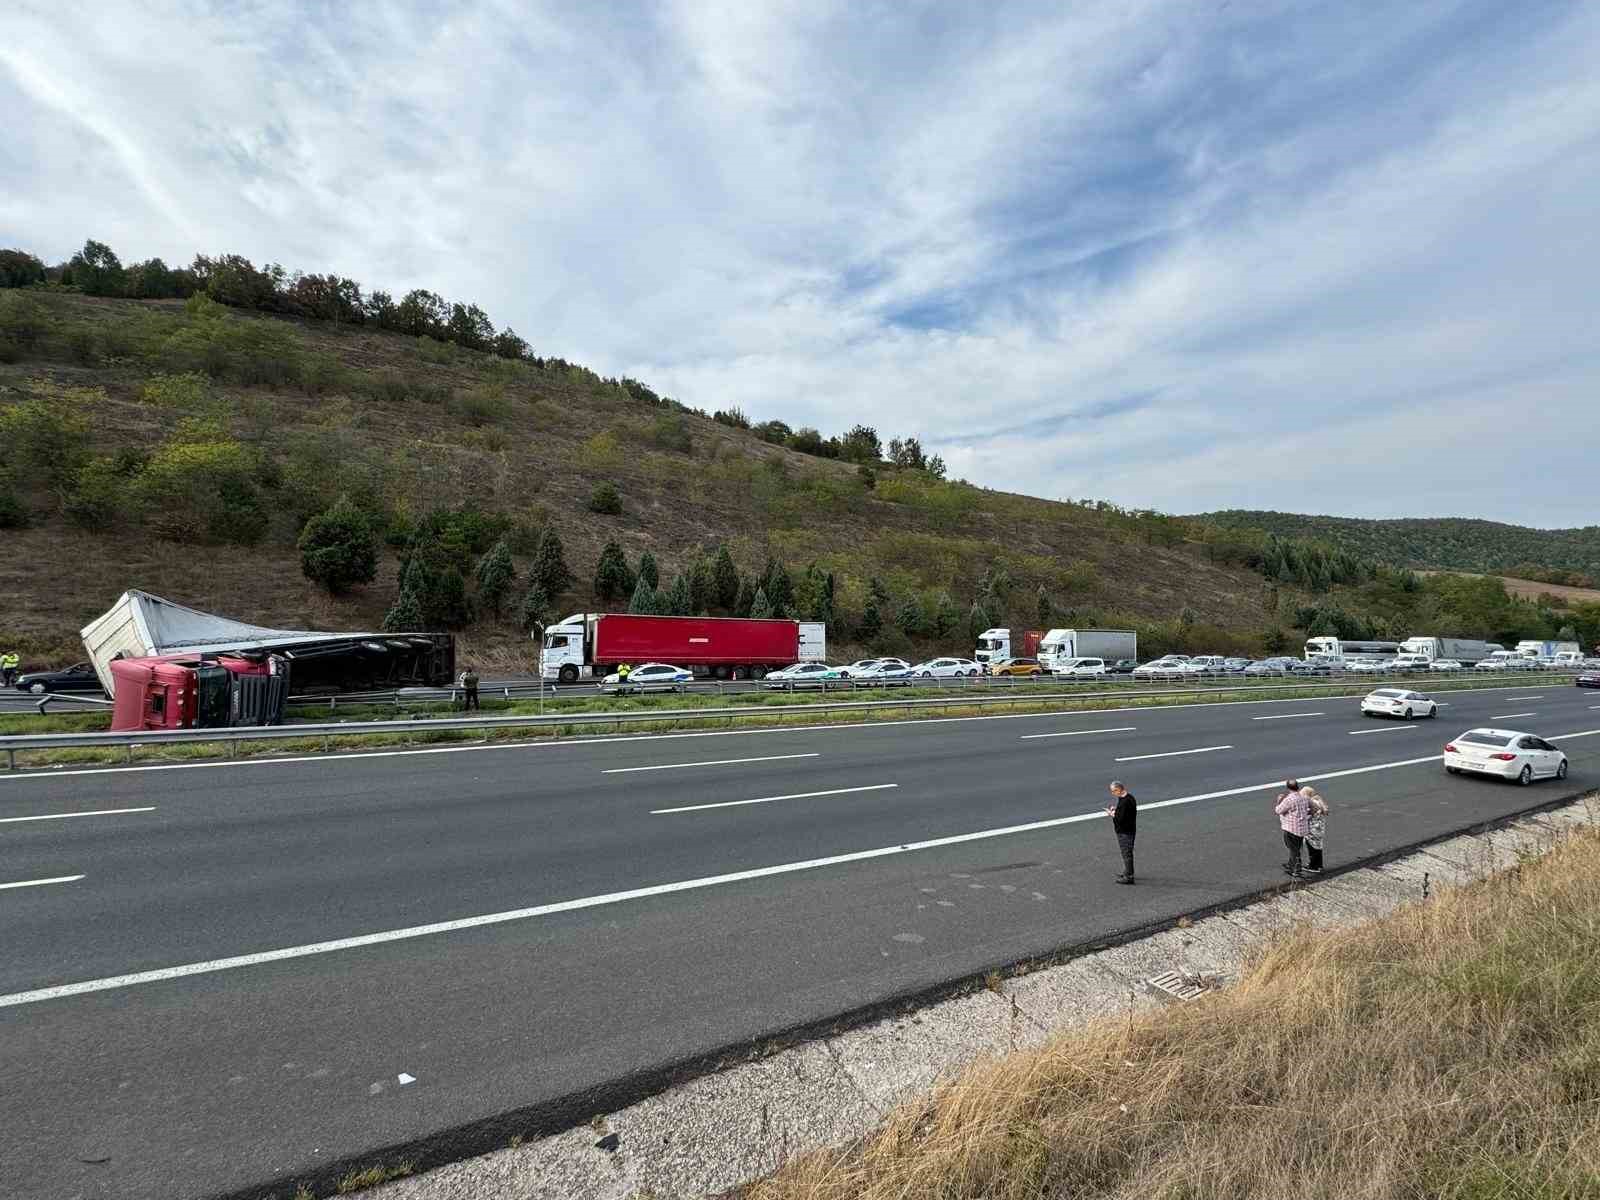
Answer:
(751, 666, 767, 681)
(733, 666, 748, 681)
(559, 665, 578, 684)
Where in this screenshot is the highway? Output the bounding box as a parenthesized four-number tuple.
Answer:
(3, 681, 1598, 1199)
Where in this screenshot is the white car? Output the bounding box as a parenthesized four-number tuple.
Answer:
(1345, 658, 1391, 674)
(599, 662, 692, 695)
(849, 661, 913, 686)
(910, 657, 982, 679)
(1359, 688, 1439, 720)
(839, 659, 883, 678)
(1428, 659, 1464, 672)
(1132, 658, 1201, 680)
(763, 662, 843, 689)
(1187, 655, 1228, 674)
(1444, 728, 1568, 785)
(1053, 656, 1107, 678)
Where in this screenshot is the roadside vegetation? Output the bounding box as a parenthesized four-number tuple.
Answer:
(746, 816, 1600, 1200)
(3, 243, 1597, 676)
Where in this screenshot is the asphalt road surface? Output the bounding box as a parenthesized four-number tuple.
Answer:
(4, 681, 1598, 1198)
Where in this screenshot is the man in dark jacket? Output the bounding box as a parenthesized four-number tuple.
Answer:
(1105, 780, 1137, 884)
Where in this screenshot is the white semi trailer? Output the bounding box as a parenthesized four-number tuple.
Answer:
(1037, 629, 1137, 673)
(1397, 636, 1504, 666)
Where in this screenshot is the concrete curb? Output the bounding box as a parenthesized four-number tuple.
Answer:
(363, 790, 1599, 1200)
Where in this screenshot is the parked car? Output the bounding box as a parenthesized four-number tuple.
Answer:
(839, 659, 883, 678)
(764, 662, 845, 690)
(1285, 658, 1336, 675)
(1359, 688, 1439, 720)
(1575, 672, 1600, 690)
(1188, 655, 1228, 675)
(1428, 659, 1464, 673)
(1222, 657, 1251, 674)
(848, 661, 913, 686)
(12, 662, 105, 695)
(911, 657, 982, 679)
(988, 656, 1044, 677)
(1132, 658, 1201, 681)
(1444, 728, 1568, 785)
(599, 662, 692, 695)
(1053, 656, 1107, 678)
(1106, 658, 1138, 675)
(1244, 657, 1292, 677)
(1344, 657, 1390, 674)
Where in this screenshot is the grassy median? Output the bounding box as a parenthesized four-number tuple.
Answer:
(0, 672, 1573, 771)
(745, 817, 1600, 1200)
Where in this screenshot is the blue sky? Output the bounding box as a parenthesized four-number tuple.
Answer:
(4, 1, 1598, 526)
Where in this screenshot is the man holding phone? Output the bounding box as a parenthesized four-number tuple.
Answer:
(1105, 780, 1137, 884)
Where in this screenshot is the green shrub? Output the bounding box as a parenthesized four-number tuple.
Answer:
(578, 431, 622, 471)
(650, 411, 693, 454)
(64, 457, 128, 528)
(0, 391, 90, 486)
(139, 437, 268, 544)
(0, 292, 47, 348)
(366, 370, 410, 404)
(589, 481, 623, 515)
(138, 372, 210, 408)
(0, 486, 28, 528)
(298, 497, 379, 594)
(453, 384, 508, 427)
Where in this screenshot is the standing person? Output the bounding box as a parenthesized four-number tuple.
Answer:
(459, 664, 480, 711)
(1104, 780, 1137, 884)
(1302, 784, 1328, 874)
(1275, 778, 1311, 878)
(1, 650, 17, 686)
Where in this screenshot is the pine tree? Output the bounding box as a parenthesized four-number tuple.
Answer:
(383, 588, 423, 632)
(1035, 584, 1051, 626)
(637, 550, 659, 591)
(688, 556, 714, 615)
(593, 539, 635, 603)
(735, 578, 755, 618)
(629, 577, 659, 615)
(518, 583, 552, 633)
(712, 545, 740, 611)
(896, 596, 925, 636)
(474, 538, 516, 617)
(860, 597, 882, 641)
(532, 527, 572, 599)
(298, 496, 378, 595)
(760, 558, 794, 617)
(967, 600, 991, 642)
(749, 586, 773, 620)
(664, 573, 691, 616)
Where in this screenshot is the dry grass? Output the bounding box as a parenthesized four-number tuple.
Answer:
(749, 822, 1600, 1200)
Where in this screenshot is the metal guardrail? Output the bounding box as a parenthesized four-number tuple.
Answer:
(0, 671, 1581, 768)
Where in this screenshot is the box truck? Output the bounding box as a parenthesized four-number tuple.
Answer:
(1037, 628, 1138, 672)
(538, 613, 826, 683)
(973, 628, 1043, 666)
(1397, 636, 1504, 666)
(1514, 640, 1581, 661)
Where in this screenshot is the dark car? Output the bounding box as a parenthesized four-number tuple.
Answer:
(1106, 659, 1138, 675)
(1577, 673, 1600, 690)
(13, 661, 105, 695)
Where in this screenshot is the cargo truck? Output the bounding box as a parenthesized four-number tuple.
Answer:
(1304, 637, 1400, 662)
(1397, 636, 1505, 666)
(973, 628, 1043, 666)
(1036, 628, 1138, 672)
(1514, 640, 1581, 661)
(537, 613, 826, 683)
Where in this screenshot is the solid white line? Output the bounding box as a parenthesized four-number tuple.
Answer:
(1019, 726, 1137, 740)
(1348, 725, 1420, 735)
(602, 753, 819, 774)
(1251, 712, 1324, 721)
(1504, 696, 1544, 702)
(0, 874, 83, 891)
(1114, 745, 1231, 762)
(652, 783, 897, 814)
(0, 682, 1575, 785)
(12, 732, 1600, 1009)
(1491, 713, 1536, 720)
(0, 806, 155, 825)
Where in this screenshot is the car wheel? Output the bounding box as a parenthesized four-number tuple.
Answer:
(1557, 760, 1569, 780)
(921, 670, 932, 678)
(29, 682, 47, 695)
(1445, 765, 1458, 775)
(1403, 708, 1413, 720)
(1517, 765, 1533, 786)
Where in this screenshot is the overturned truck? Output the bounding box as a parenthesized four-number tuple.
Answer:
(81, 590, 455, 733)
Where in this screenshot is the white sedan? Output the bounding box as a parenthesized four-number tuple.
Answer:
(763, 662, 843, 689)
(1428, 659, 1464, 672)
(849, 661, 913, 685)
(1132, 659, 1201, 680)
(1359, 688, 1439, 720)
(599, 662, 692, 695)
(910, 657, 982, 679)
(1444, 728, 1568, 786)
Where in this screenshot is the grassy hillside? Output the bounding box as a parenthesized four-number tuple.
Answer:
(0, 289, 1281, 668)
(1199, 509, 1600, 583)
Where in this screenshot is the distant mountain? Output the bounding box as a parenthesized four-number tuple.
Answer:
(1196, 511, 1600, 583)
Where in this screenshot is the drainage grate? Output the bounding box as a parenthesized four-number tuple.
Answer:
(1145, 970, 1220, 1004)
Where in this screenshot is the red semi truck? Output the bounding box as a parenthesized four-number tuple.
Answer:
(538, 613, 827, 683)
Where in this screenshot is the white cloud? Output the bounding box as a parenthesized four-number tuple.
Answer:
(2, 1, 1598, 525)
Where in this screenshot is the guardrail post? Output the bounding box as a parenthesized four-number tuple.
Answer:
(6, 748, 13, 771)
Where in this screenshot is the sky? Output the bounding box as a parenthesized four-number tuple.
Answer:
(3, 1, 1598, 527)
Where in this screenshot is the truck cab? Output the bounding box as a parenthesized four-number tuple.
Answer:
(539, 615, 590, 683)
(974, 628, 1012, 665)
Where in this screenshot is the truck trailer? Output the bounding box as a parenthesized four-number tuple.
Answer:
(1397, 636, 1505, 665)
(538, 613, 826, 683)
(1036, 628, 1138, 672)
(1514, 640, 1581, 661)
(1304, 637, 1401, 662)
(973, 628, 1043, 666)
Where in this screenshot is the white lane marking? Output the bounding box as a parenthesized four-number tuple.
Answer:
(602, 753, 819, 774)
(1114, 745, 1231, 762)
(652, 783, 897, 815)
(11, 733, 1600, 1009)
(0, 874, 84, 891)
(1, 682, 1581, 785)
(1251, 712, 1324, 721)
(1018, 726, 1137, 741)
(1504, 696, 1544, 701)
(1348, 725, 1420, 735)
(1491, 713, 1536, 720)
(0, 806, 155, 825)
